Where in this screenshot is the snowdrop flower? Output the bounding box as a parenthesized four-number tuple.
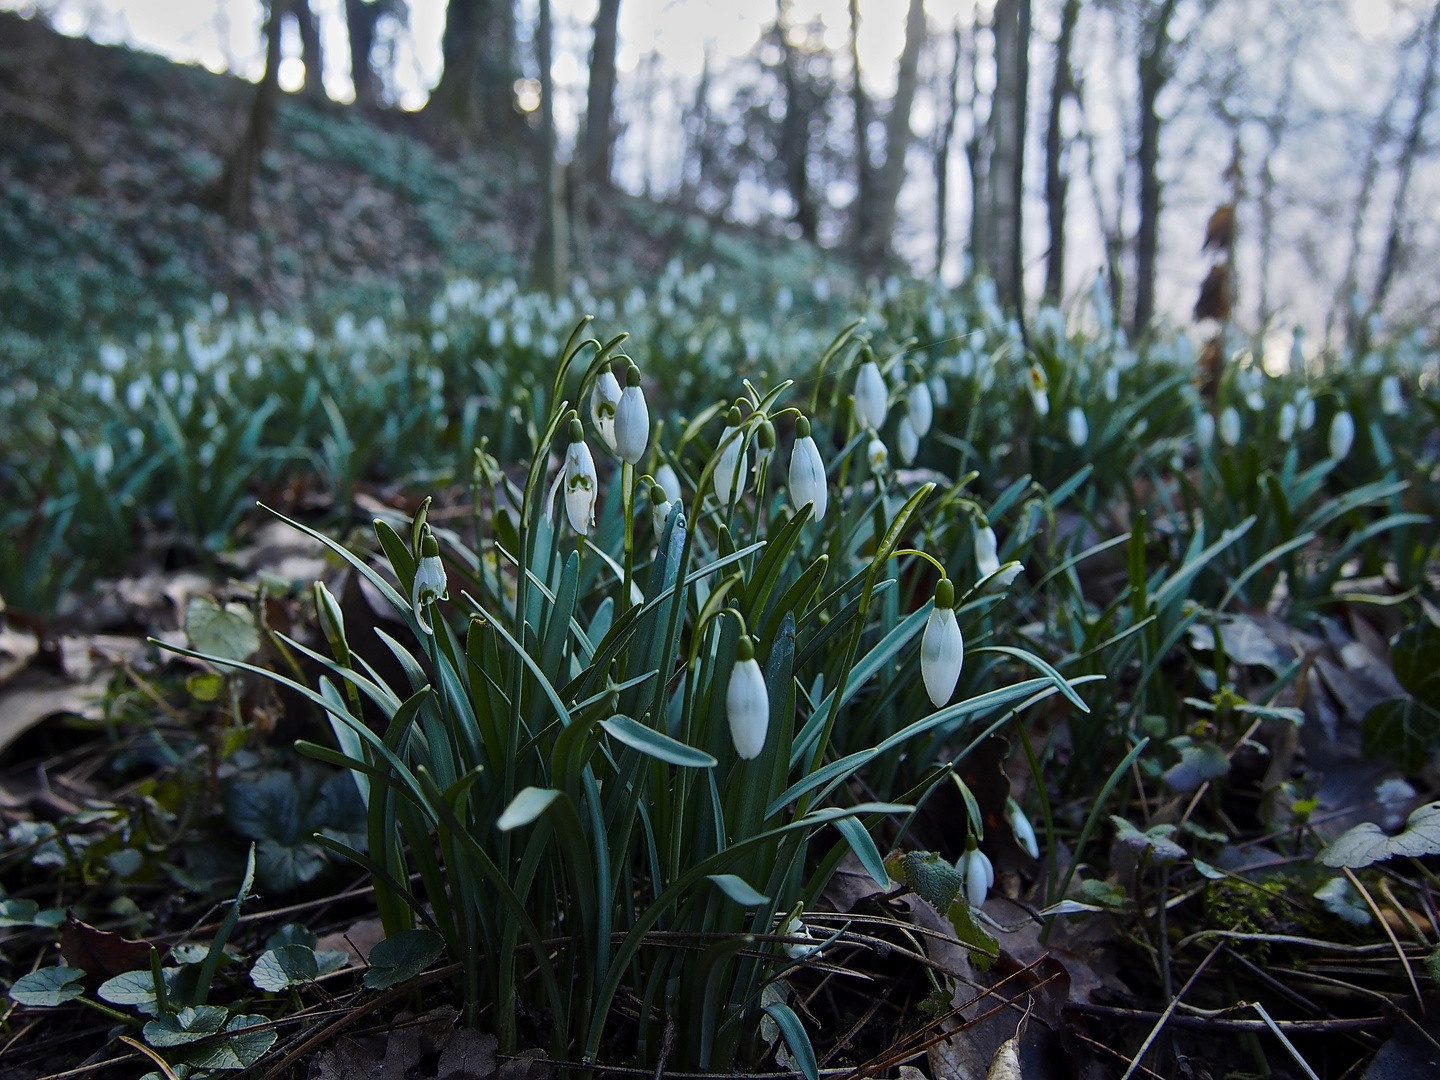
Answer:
(655, 462, 682, 503)
(1299, 396, 1316, 431)
(715, 406, 749, 506)
(727, 635, 768, 760)
(867, 436, 889, 474)
(975, 525, 1000, 580)
(1196, 412, 1216, 450)
(1219, 406, 1241, 447)
(650, 483, 672, 544)
(1329, 409, 1355, 461)
(1278, 402, 1297, 442)
(780, 906, 822, 959)
(1066, 407, 1089, 448)
(93, 442, 114, 477)
(1007, 798, 1039, 859)
(755, 419, 776, 475)
(1103, 367, 1120, 403)
(1380, 374, 1404, 416)
(1028, 364, 1050, 417)
(589, 368, 622, 453)
(1245, 389, 1265, 412)
(928, 375, 949, 408)
(898, 416, 920, 465)
(546, 416, 598, 535)
(979, 561, 1025, 594)
(908, 380, 933, 437)
(412, 532, 448, 635)
(921, 578, 963, 708)
(960, 838, 994, 909)
(788, 416, 827, 521)
(854, 360, 888, 431)
(614, 364, 649, 464)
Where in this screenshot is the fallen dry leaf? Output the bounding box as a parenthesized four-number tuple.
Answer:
(0, 674, 108, 755)
(0, 624, 38, 687)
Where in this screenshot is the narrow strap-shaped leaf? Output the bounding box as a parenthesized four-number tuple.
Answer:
(762, 1002, 819, 1080)
(833, 816, 890, 888)
(707, 874, 770, 906)
(601, 715, 716, 768)
(971, 646, 1091, 713)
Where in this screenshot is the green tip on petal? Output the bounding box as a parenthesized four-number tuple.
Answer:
(626, 364, 642, 387)
(651, 484, 667, 504)
(736, 635, 755, 662)
(420, 531, 440, 558)
(759, 420, 776, 448)
(795, 415, 811, 438)
(727, 405, 742, 426)
(935, 577, 954, 609)
(569, 417, 585, 442)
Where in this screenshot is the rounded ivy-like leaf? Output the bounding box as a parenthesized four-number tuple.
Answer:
(10, 966, 85, 1007)
(143, 1004, 228, 1047)
(185, 595, 261, 665)
(98, 969, 165, 1015)
(250, 945, 319, 992)
(363, 929, 445, 990)
(185, 1013, 278, 1069)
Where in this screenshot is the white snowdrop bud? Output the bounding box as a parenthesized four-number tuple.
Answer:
(1246, 389, 1265, 412)
(1380, 374, 1404, 416)
(614, 364, 649, 463)
(788, 416, 828, 522)
(589, 369, 621, 452)
(1219, 406, 1241, 447)
(546, 416, 599, 535)
(1066, 406, 1089, 448)
(908, 380, 933, 437)
(655, 462, 682, 503)
(867, 436, 889, 473)
(898, 415, 920, 465)
(1299, 396, 1316, 431)
(716, 406, 749, 505)
(961, 840, 994, 909)
(1028, 364, 1050, 417)
(854, 360, 888, 431)
(727, 635, 769, 760)
(1278, 402, 1297, 442)
(1196, 412, 1216, 450)
(650, 483, 672, 544)
(1329, 409, 1355, 460)
(1103, 367, 1120, 403)
(1007, 797, 1039, 859)
(921, 578, 963, 708)
(929, 374, 949, 408)
(975, 525, 1000, 580)
(412, 532, 449, 635)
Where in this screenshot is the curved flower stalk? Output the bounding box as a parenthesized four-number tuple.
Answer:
(655, 462, 682, 503)
(411, 530, 448, 635)
(590, 368, 622, 452)
(614, 364, 649, 464)
(921, 577, 963, 708)
(898, 415, 920, 465)
(1007, 797, 1039, 859)
(1329, 409, 1355, 460)
(854, 360, 888, 431)
(907, 379, 933, 437)
(716, 405, 749, 506)
(1066, 407, 1088, 448)
(974, 524, 1000, 580)
(787, 415, 827, 521)
(545, 415, 598, 535)
(960, 838, 994, 909)
(1219, 406, 1241, 447)
(727, 634, 768, 760)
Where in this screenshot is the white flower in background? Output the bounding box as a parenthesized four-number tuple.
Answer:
(1219, 406, 1241, 447)
(1278, 402, 1297, 442)
(1299, 396, 1316, 431)
(1192, 411, 1215, 449)
(979, 561, 1024, 594)
(788, 416, 828, 522)
(1245, 389, 1265, 412)
(99, 342, 126, 373)
(921, 578, 963, 708)
(854, 360, 889, 430)
(650, 484, 672, 544)
(780, 907, 822, 959)
(589, 369, 622, 453)
(716, 407, 749, 505)
(727, 635, 769, 760)
(655, 462, 682, 503)
(929, 375, 949, 408)
(960, 840, 995, 909)
(614, 364, 649, 464)
(1329, 409, 1355, 460)
(1380, 374, 1404, 416)
(1007, 798, 1039, 859)
(1103, 367, 1120, 403)
(867, 436, 889, 474)
(1066, 407, 1089, 448)
(1027, 364, 1050, 417)
(93, 442, 114, 477)
(411, 532, 449, 635)
(975, 525, 1000, 580)
(546, 417, 598, 535)
(1091, 270, 1113, 333)
(898, 416, 920, 465)
(908, 380, 933, 437)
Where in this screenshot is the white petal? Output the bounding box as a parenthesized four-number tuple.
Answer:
(788, 436, 827, 521)
(615, 385, 649, 463)
(1329, 410, 1355, 460)
(565, 440, 598, 534)
(656, 463, 682, 502)
(908, 382, 933, 436)
(1066, 407, 1088, 447)
(727, 658, 769, 759)
(898, 416, 919, 465)
(590, 372, 621, 452)
(921, 607, 963, 708)
(854, 361, 888, 430)
(716, 426, 749, 505)
(975, 527, 1000, 580)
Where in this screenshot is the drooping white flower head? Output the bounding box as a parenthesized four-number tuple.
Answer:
(867, 436, 889, 474)
(979, 561, 1025, 594)
(716, 405, 749, 506)
(898, 415, 920, 465)
(1298, 396, 1316, 431)
(929, 374, 949, 408)
(1067, 407, 1089, 448)
(1245, 389, 1265, 412)
(546, 416, 598, 535)
(1219, 406, 1241, 447)
(614, 363, 649, 464)
(1380, 374, 1404, 416)
(411, 531, 449, 635)
(788, 415, 828, 522)
(1196, 412, 1216, 450)
(755, 419, 776, 475)
(650, 483, 672, 544)
(780, 907, 822, 959)
(854, 360, 889, 431)
(921, 577, 963, 708)
(727, 635, 769, 760)
(589, 368, 622, 452)
(960, 839, 994, 909)
(1103, 366, 1120, 403)
(1278, 402, 1297, 442)
(1329, 409, 1355, 461)
(975, 525, 1000, 580)
(908, 380, 933, 437)
(1028, 364, 1050, 417)
(655, 462, 682, 503)
(1007, 797, 1039, 859)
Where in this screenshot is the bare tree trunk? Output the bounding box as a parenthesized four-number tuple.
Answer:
(1257, 46, 1298, 331)
(533, 0, 568, 293)
(849, 0, 873, 269)
(1132, 0, 1179, 338)
(781, 15, 819, 243)
(294, 0, 324, 97)
(1372, 0, 1440, 316)
(345, 0, 379, 107)
(967, 9, 989, 279)
(1044, 0, 1080, 303)
(428, 0, 518, 138)
(858, 0, 926, 275)
(583, 0, 622, 186)
(935, 21, 964, 276)
(988, 0, 1031, 312)
(216, 0, 283, 226)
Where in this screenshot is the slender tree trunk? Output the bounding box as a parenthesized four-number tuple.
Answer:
(345, 0, 379, 107)
(1372, 0, 1440, 316)
(967, 10, 988, 279)
(935, 21, 964, 276)
(216, 0, 283, 226)
(859, 0, 926, 275)
(989, 0, 1031, 311)
(781, 20, 819, 243)
(428, 0, 518, 138)
(534, 0, 568, 293)
(1132, 0, 1179, 338)
(294, 0, 324, 97)
(849, 0, 873, 268)
(1257, 47, 1297, 331)
(583, 0, 622, 187)
(1044, 0, 1080, 302)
